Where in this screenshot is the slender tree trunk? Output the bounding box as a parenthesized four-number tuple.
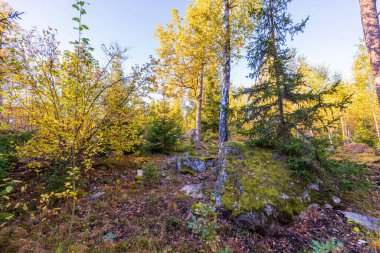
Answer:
(328, 127, 334, 149)
(269, 0, 287, 141)
(372, 106, 380, 142)
(340, 112, 347, 144)
(219, 0, 231, 145)
(196, 73, 204, 149)
(359, 0, 380, 106)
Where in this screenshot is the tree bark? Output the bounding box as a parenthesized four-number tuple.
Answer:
(359, 0, 380, 106)
(372, 106, 380, 142)
(340, 112, 347, 144)
(196, 73, 204, 149)
(219, 0, 231, 145)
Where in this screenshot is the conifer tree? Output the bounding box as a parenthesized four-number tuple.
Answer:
(240, 0, 349, 145)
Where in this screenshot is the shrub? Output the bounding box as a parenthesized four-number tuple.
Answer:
(308, 238, 343, 253)
(142, 163, 161, 186)
(188, 203, 219, 249)
(0, 131, 31, 180)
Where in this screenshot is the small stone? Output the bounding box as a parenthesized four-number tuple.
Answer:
(302, 191, 311, 201)
(325, 204, 333, 209)
(307, 203, 320, 210)
(281, 192, 290, 200)
(87, 191, 105, 201)
(89, 185, 98, 191)
(265, 204, 273, 215)
(102, 232, 119, 243)
(332, 195, 341, 204)
(358, 239, 368, 246)
(137, 170, 143, 177)
(181, 184, 203, 199)
(197, 175, 206, 181)
(307, 183, 319, 190)
(316, 178, 323, 185)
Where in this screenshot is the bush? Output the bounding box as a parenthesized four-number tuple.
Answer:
(0, 131, 31, 179)
(308, 238, 343, 253)
(188, 203, 219, 249)
(142, 163, 161, 186)
(275, 137, 370, 189)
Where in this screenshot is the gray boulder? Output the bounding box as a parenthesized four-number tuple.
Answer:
(87, 191, 105, 201)
(175, 153, 215, 174)
(341, 211, 380, 232)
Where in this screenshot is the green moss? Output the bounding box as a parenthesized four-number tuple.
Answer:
(182, 165, 197, 175)
(220, 142, 305, 219)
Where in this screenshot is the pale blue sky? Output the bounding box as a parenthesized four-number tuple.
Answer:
(9, 0, 371, 85)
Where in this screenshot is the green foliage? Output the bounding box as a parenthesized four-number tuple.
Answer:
(145, 117, 181, 153)
(0, 132, 31, 180)
(188, 203, 219, 249)
(202, 75, 221, 134)
(0, 178, 22, 226)
(352, 121, 378, 147)
(308, 238, 343, 253)
(142, 163, 161, 186)
(240, 0, 350, 144)
(277, 137, 370, 190)
(145, 98, 182, 153)
(216, 247, 230, 253)
(165, 215, 183, 232)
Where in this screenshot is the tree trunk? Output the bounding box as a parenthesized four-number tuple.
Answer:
(372, 106, 380, 142)
(340, 112, 347, 144)
(269, 0, 287, 141)
(219, 0, 231, 145)
(359, 0, 380, 106)
(196, 73, 204, 149)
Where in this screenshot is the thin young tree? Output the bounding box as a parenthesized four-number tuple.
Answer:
(219, 0, 231, 145)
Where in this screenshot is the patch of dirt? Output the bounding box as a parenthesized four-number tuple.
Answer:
(338, 142, 376, 155)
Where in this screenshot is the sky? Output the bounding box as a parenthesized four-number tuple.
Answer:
(9, 0, 370, 86)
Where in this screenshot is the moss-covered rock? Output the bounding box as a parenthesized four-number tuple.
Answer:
(175, 153, 217, 174)
(216, 142, 307, 229)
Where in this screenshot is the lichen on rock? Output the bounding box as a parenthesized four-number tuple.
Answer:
(175, 152, 216, 175)
(216, 141, 306, 229)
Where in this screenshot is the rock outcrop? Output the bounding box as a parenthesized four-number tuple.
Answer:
(216, 142, 307, 229)
(175, 152, 216, 174)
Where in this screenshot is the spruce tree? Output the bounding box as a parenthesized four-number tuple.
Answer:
(240, 0, 349, 146)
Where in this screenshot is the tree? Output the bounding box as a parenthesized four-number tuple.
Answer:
(337, 42, 380, 147)
(145, 93, 182, 153)
(156, 4, 219, 148)
(219, 0, 231, 145)
(240, 0, 349, 145)
(218, 0, 257, 145)
(0, 2, 22, 119)
(359, 0, 380, 106)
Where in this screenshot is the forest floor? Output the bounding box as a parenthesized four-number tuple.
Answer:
(0, 145, 380, 252)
